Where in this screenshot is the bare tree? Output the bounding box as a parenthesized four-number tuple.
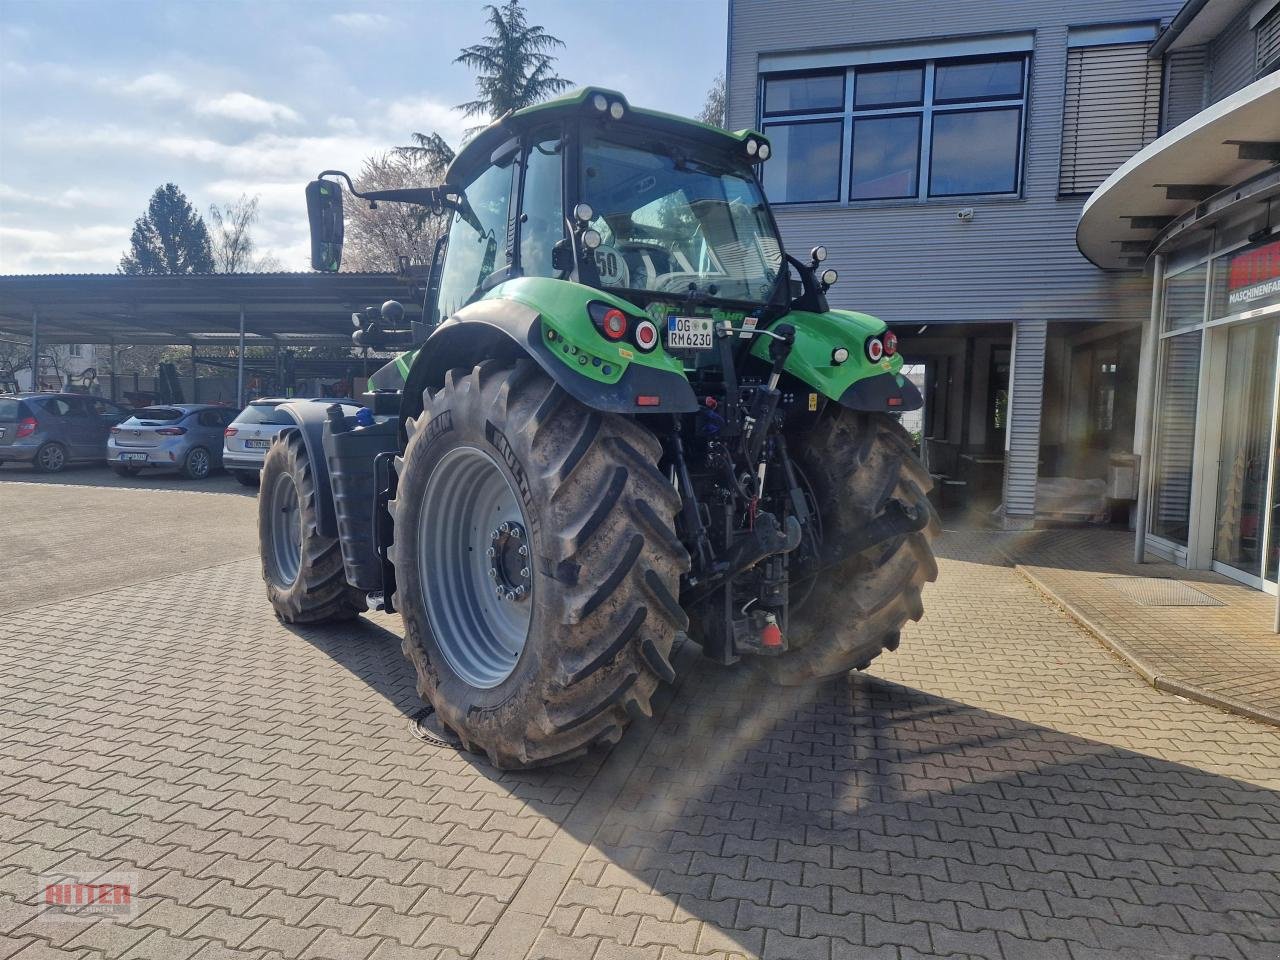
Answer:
(0, 339, 28, 388)
(209, 194, 281, 273)
(341, 150, 452, 272)
(698, 73, 726, 129)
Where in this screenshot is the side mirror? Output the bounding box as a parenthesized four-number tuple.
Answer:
(306, 179, 344, 272)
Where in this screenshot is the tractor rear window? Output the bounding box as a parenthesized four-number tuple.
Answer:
(132, 407, 184, 422)
(580, 133, 784, 305)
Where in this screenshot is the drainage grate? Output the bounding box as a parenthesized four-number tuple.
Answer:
(1103, 577, 1225, 606)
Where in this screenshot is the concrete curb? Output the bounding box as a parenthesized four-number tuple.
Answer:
(1015, 564, 1280, 730)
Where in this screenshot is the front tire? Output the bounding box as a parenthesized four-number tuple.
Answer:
(758, 409, 939, 685)
(390, 360, 689, 769)
(259, 432, 366, 624)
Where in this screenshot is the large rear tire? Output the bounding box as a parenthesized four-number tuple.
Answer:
(758, 409, 938, 685)
(390, 359, 689, 769)
(259, 432, 366, 624)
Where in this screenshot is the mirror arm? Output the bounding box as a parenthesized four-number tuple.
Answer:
(316, 170, 456, 211)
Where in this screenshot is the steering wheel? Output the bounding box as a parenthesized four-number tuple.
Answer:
(615, 242, 673, 291)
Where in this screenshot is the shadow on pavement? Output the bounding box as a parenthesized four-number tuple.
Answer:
(293, 613, 1280, 959)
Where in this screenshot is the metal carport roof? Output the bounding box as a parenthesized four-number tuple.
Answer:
(0, 272, 423, 346)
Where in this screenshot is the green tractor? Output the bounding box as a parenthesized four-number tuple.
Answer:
(260, 88, 938, 768)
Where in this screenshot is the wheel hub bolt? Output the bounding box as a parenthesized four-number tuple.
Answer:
(488, 568, 497, 579)
(520, 567, 530, 579)
(499, 522, 510, 534)
(518, 545, 528, 557)
(486, 546, 496, 557)
(514, 586, 526, 598)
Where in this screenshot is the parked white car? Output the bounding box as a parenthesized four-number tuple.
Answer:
(222, 398, 349, 486)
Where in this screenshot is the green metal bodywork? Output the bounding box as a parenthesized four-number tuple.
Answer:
(750, 308, 905, 402)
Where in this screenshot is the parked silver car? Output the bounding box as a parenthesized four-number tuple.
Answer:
(0, 393, 133, 473)
(222, 398, 350, 485)
(107, 404, 237, 479)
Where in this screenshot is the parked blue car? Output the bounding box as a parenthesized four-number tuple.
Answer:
(0, 393, 133, 473)
(107, 403, 237, 479)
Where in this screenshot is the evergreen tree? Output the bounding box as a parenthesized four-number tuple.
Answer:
(119, 183, 214, 275)
(455, 1, 571, 124)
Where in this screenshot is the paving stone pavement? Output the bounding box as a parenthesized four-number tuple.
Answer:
(1, 529, 1278, 960)
(1000, 528, 1280, 726)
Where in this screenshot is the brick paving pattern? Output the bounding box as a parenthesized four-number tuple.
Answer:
(1, 503, 1278, 958)
(1005, 528, 1280, 726)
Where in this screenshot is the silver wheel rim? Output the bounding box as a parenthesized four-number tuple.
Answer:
(419, 445, 532, 689)
(268, 471, 302, 586)
(40, 445, 64, 471)
(189, 448, 209, 478)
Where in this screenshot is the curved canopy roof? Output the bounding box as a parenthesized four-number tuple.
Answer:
(1077, 73, 1280, 271)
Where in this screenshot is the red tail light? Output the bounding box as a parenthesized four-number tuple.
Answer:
(600, 308, 628, 340)
(224, 426, 238, 437)
(883, 330, 898, 356)
(15, 417, 36, 439)
(156, 426, 187, 436)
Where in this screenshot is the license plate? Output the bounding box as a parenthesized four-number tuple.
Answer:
(666, 315, 714, 351)
(244, 439, 271, 450)
(0, 427, 5, 439)
(119, 452, 148, 462)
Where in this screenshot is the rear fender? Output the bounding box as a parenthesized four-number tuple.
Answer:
(753, 308, 921, 413)
(274, 399, 363, 539)
(400, 289, 697, 436)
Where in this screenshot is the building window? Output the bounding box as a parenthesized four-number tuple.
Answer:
(760, 54, 1028, 205)
(68, 344, 82, 357)
(1059, 40, 1162, 196)
(1150, 330, 1203, 546)
(1257, 4, 1280, 78)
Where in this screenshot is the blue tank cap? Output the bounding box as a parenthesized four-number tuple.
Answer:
(354, 407, 374, 427)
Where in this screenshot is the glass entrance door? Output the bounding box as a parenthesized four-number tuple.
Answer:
(1213, 318, 1280, 586)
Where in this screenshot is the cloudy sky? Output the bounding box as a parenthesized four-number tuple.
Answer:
(0, 0, 727, 274)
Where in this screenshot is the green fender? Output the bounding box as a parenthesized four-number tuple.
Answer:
(751, 308, 921, 412)
(397, 277, 697, 435)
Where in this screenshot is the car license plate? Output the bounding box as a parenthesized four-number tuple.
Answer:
(0, 427, 5, 439)
(666, 315, 714, 351)
(244, 439, 271, 450)
(119, 452, 148, 462)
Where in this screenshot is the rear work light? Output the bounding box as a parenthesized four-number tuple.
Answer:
(156, 426, 187, 436)
(16, 417, 36, 439)
(866, 337, 884, 362)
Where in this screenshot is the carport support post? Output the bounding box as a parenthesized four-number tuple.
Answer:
(30, 306, 39, 392)
(236, 304, 246, 408)
(190, 345, 197, 403)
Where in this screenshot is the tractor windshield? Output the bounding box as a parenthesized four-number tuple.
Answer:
(580, 132, 784, 305)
